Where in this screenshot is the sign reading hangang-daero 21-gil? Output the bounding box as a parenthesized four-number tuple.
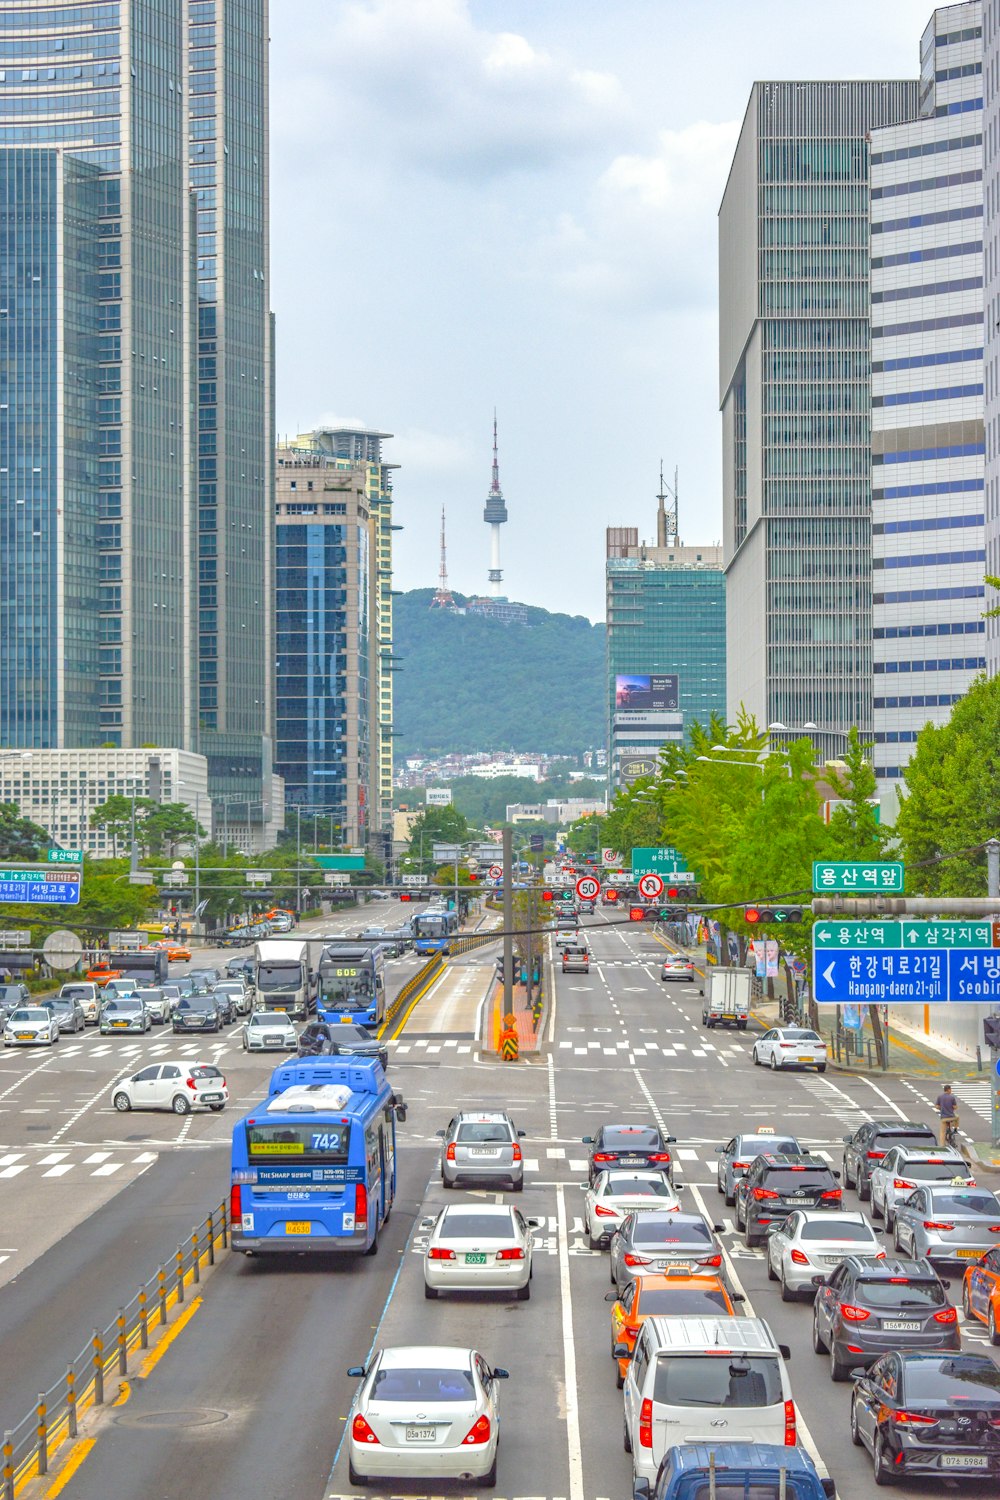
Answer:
(813, 919, 1000, 1003)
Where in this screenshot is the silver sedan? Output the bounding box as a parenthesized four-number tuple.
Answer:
(892, 1184, 1000, 1264)
(764, 1209, 882, 1300)
(423, 1204, 540, 1300)
(242, 1010, 297, 1051)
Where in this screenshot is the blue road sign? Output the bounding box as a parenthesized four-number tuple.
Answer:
(814, 946, 1000, 1005)
(0, 870, 81, 905)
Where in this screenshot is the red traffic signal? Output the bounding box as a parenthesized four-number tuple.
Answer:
(542, 891, 553, 902)
(629, 906, 646, 922)
(666, 886, 679, 898)
(745, 906, 761, 924)
(398, 892, 413, 902)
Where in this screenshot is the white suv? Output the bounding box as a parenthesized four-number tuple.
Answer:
(621, 1317, 795, 1483)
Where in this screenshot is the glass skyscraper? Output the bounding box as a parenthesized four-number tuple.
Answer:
(719, 80, 919, 756)
(0, 1, 273, 835)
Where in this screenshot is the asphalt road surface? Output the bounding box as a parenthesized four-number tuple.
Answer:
(3, 912, 997, 1500)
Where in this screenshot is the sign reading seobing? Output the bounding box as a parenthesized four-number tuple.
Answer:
(614, 674, 679, 712)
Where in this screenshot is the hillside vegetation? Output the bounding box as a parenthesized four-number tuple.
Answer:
(393, 589, 605, 757)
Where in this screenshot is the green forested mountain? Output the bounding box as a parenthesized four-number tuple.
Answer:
(393, 590, 605, 757)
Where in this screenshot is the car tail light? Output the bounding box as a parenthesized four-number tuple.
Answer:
(821, 1189, 842, 1201)
(922, 1221, 955, 1231)
(733, 1161, 750, 1171)
(623, 1253, 651, 1268)
(753, 1187, 780, 1200)
(990, 1226, 1000, 1234)
(784, 1399, 796, 1446)
(624, 1324, 641, 1338)
(933, 1306, 958, 1324)
(446, 1143, 456, 1161)
(428, 1247, 455, 1260)
(594, 1204, 616, 1218)
(638, 1398, 653, 1448)
(867, 1150, 886, 1160)
(462, 1414, 491, 1446)
(697, 1254, 723, 1268)
(892, 1410, 935, 1426)
(892, 1178, 915, 1191)
(790, 1249, 809, 1265)
(511, 1142, 522, 1163)
(352, 1413, 380, 1445)
(648, 1152, 672, 1163)
(496, 1247, 525, 1261)
(839, 1303, 871, 1322)
(593, 1152, 615, 1162)
(355, 1182, 368, 1233)
(779, 1044, 795, 1049)
(230, 1183, 241, 1224)
(186, 1077, 197, 1090)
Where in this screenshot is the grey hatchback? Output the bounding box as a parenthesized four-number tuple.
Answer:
(438, 1111, 525, 1192)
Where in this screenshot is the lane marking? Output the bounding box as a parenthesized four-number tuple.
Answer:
(555, 1182, 584, 1500)
(43, 1438, 96, 1498)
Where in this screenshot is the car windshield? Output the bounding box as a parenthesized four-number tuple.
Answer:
(925, 1191, 999, 1215)
(762, 1169, 834, 1191)
(251, 1013, 288, 1026)
(633, 1218, 712, 1246)
(440, 1211, 515, 1238)
(653, 1354, 783, 1408)
(135, 991, 161, 1003)
(456, 1123, 512, 1144)
(49, 998, 73, 1010)
(799, 1221, 874, 1242)
(602, 1127, 660, 1148)
(11, 1009, 46, 1021)
(739, 1137, 799, 1155)
(781, 1030, 821, 1042)
(332, 1025, 372, 1043)
(638, 1288, 730, 1314)
(177, 998, 214, 1012)
(903, 1356, 1000, 1399)
(604, 1175, 674, 1197)
(855, 1279, 946, 1308)
(105, 1000, 141, 1013)
(370, 1366, 475, 1403)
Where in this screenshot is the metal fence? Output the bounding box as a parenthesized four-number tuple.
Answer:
(2, 1199, 230, 1500)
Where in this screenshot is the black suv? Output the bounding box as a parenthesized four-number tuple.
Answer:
(172, 995, 221, 1033)
(812, 1255, 959, 1381)
(842, 1120, 937, 1201)
(735, 1153, 842, 1247)
(582, 1123, 677, 1185)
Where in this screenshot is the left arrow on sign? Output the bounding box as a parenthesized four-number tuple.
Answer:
(822, 961, 836, 989)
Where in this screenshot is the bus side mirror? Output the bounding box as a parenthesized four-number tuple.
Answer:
(395, 1104, 407, 1123)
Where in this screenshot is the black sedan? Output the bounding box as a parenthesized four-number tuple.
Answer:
(297, 1021, 388, 1071)
(172, 995, 222, 1034)
(851, 1351, 1000, 1485)
(582, 1123, 677, 1185)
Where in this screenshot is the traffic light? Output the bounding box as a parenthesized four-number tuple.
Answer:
(398, 893, 413, 902)
(542, 890, 553, 902)
(744, 905, 804, 924)
(629, 906, 646, 922)
(983, 1014, 1000, 1050)
(659, 906, 687, 922)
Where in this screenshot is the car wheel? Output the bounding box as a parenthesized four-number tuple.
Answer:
(752, 1048, 760, 1066)
(734, 1199, 745, 1229)
(716, 1171, 724, 1195)
(623, 1413, 632, 1454)
(769, 1053, 778, 1071)
(872, 1437, 894, 1487)
(479, 1449, 498, 1488)
(112, 1092, 132, 1112)
(963, 1280, 974, 1320)
(816, 1064, 826, 1073)
(812, 1314, 828, 1354)
(885, 1206, 895, 1232)
(171, 1094, 191, 1115)
(830, 1345, 850, 1382)
(724, 1184, 735, 1206)
(989, 1305, 1000, 1347)
(744, 1227, 761, 1249)
(766, 1249, 777, 1281)
(844, 1158, 854, 1189)
(516, 1280, 530, 1301)
(424, 1283, 438, 1300)
(850, 1394, 863, 1448)
(780, 1269, 796, 1303)
(348, 1457, 367, 1487)
(871, 1192, 883, 1222)
(610, 1259, 617, 1285)
(510, 1178, 523, 1194)
(615, 1361, 625, 1390)
(857, 1173, 871, 1202)
(892, 1222, 903, 1254)
(209, 1103, 225, 1113)
(589, 1230, 603, 1251)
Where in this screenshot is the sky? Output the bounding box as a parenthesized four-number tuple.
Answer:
(270, 0, 933, 622)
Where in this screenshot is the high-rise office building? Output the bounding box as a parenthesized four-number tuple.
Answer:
(274, 428, 397, 848)
(605, 521, 726, 791)
(719, 80, 919, 758)
(870, 3, 985, 802)
(0, 1, 273, 839)
(983, 1, 1000, 655)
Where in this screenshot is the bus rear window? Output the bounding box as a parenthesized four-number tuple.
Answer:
(246, 1122, 350, 1163)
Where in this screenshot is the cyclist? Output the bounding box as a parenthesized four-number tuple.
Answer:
(935, 1083, 960, 1147)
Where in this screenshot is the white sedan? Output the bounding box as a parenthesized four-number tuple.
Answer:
(765, 1209, 882, 1299)
(346, 1345, 509, 1486)
(242, 1010, 297, 1051)
(423, 1204, 540, 1300)
(584, 1169, 681, 1249)
(869, 1146, 973, 1229)
(752, 1027, 828, 1072)
(3, 1007, 60, 1047)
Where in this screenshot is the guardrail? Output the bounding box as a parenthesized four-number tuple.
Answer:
(2, 1199, 230, 1500)
(380, 954, 445, 1032)
(449, 931, 498, 958)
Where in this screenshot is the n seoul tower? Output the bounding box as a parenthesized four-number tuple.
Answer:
(483, 412, 508, 598)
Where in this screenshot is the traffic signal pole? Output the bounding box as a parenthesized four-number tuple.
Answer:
(502, 825, 514, 1016)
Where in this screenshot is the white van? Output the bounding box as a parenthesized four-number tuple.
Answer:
(621, 1317, 795, 1483)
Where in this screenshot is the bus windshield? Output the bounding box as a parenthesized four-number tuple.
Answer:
(256, 964, 304, 992)
(319, 965, 374, 1011)
(246, 1121, 351, 1164)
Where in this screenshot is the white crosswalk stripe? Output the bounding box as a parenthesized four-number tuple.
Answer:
(0, 1147, 158, 1179)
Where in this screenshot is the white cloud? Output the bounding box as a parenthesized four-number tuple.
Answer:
(391, 425, 475, 478)
(272, 0, 632, 182)
(539, 119, 742, 313)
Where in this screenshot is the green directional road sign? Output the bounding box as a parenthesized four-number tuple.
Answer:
(631, 847, 693, 877)
(814, 919, 995, 950)
(813, 921, 901, 948)
(812, 861, 904, 894)
(47, 848, 83, 865)
(900, 920, 993, 949)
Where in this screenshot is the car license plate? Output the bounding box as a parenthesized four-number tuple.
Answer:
(405, 1426, 435, 1442)
(469, 1149, 497, 1157)
(202, 1093, 222, 1103)
(619, 1157, 644, 1166)
(265, 1035, 281, 1044)
(464, 1252, 487, 1264)
(941, 1455, 988, 1469)
(16, 1032, 31, 1040)
(798, 1056, 814, 1063)
(284, 1222, 311, 1235)
(882, 1320, 920, 1331)
(113, 1021, 127, 1028)
(956, 1248, 982, 1258)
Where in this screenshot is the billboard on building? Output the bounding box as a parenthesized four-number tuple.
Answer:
(425, 787, 453, 807)
(619, 756, 658, 783)
(615, 674, 679, 712)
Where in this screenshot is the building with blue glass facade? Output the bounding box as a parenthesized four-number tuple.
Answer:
(0, 1, 274, 843)
(870, 3, 985, 802)
(274, 429, 397, 847)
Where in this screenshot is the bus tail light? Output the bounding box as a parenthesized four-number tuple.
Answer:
(352, 1414, 380, 1445)
(462, 1415, 491, 1446)
(784, 1399, 796, 1445)
(230, 1183, 241, 1225)
(638, 1398, 653, 1448)
(355, 1182, 368, 1233)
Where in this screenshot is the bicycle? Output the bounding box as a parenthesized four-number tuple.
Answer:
(943, 1116, 960, 1149)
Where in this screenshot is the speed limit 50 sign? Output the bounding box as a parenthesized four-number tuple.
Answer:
(575, 875, 600, 901)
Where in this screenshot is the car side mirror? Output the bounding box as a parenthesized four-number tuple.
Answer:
(849, 1368, 867, 1382)
(842, 1134, 852, 1144)
(435, 1129, 445, 1138)
(732, 1293, 746, 1302)
(346, 1365, 365, 1378)
(713, 1145, 724, 1154)
(666, 1135, 677, 1144)
(582, 1136, 593, 1144)
(764, 1223, 780, 1235)
(493, 1367, 509, 1380)
(518, 1130, 526, 1138)
(527, 1217, 543, 1229)
(579, 1182, 589, 1190)
(832, 1170, 841, 1179)
(712, 1224, 724, 1233)
(395, 1104, 407, 1122)
(614, 1342, 630, 1360)
(633, 1480, 650, 1500)
(811, 1275, 827, 1287)
(778, 1344, 792, 1360)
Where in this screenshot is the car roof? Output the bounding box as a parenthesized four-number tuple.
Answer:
(627, 1212, 711, 1231)
(842, 1255, 936, 1278)
(754, 1153, 829, 1168)
(455, 1111, 513, 1123)
(376, 1346, 475, 1370)
(666, 1443, 816, 1476)
(642, 1316, 779, 1354)
(887, 1147, 964, 1161)
(441, 1204, 513, 1220)
(870, 1120, 933, 1132)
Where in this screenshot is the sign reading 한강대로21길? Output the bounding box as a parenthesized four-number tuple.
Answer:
(813, 919, 1000, 1004)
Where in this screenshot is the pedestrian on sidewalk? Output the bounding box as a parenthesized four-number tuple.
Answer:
(935, 1083, 959, 1146)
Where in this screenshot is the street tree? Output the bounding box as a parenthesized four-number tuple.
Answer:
(0, 802, 51, 861)
(89, 796, 154, 858)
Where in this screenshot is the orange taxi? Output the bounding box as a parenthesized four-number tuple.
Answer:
(963, 1247, 1000, 1343)
(606, 1269, 739, 1387)
(85, 963, 123, 987)
(154, 941, 191, 961)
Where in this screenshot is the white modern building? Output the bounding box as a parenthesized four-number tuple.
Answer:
(870, 2, 986, 805)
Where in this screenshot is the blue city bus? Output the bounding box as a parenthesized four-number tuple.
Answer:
(230, 1057, 406, 1257)
(316, 942, 386, 1027)
(412, 908, 460, 955)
